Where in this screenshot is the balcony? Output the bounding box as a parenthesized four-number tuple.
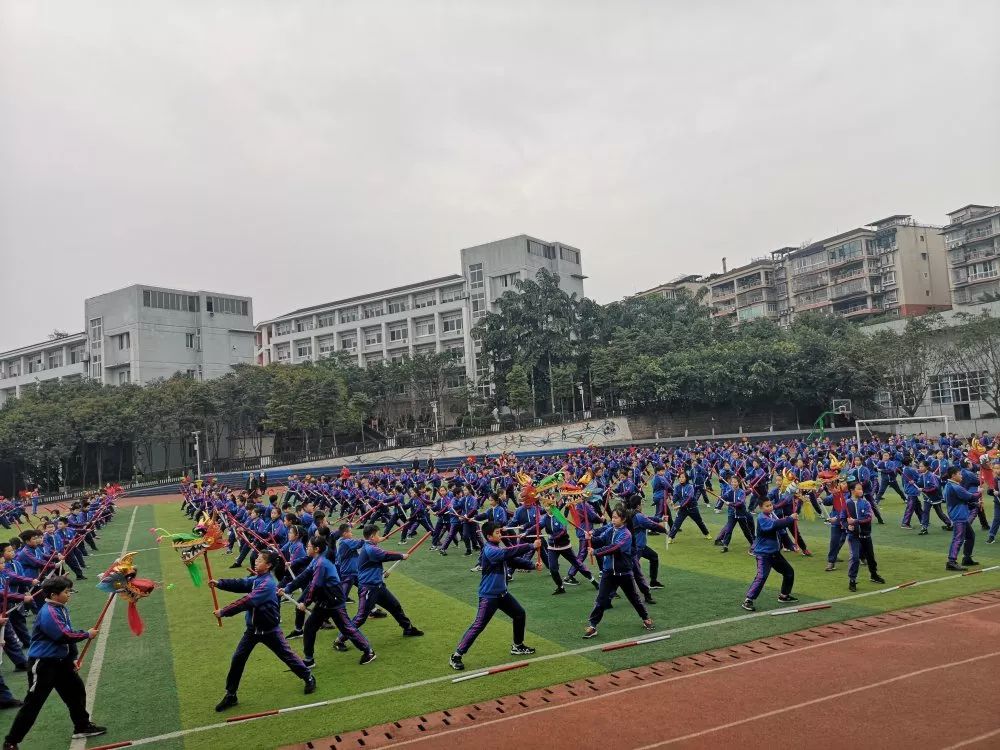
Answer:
(711, 286, 736, 299)
(736, 276, 763, 291)
(837, 303, 877, 317)
(830, 266, 866, 285)
(830, 279, 869, 300)
(711, 305, 736, 317)
(826, 251, 866, 271)
(950, 246, 998, 266)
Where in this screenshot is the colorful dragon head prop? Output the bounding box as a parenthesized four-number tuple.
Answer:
(96, 552, 155, 636)
(516, 471, 564, 506)
(777, 468, 822, 495)
(151, 513, 226, 587)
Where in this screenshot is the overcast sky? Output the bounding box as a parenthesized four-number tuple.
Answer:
(2, 1, 999, 351)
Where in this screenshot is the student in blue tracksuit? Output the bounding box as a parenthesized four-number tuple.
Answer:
(280, 537, 372, 667)
(343, 525, 423, 641)
(742, 497, 798, 611)
(988, 459, 1000, 544)
(876, 452, 904, 503)
(667, 472, 710, 541)
(899, 458, 923, 529)
(714, 474, 755, 553)
(540, 505, 598, 595)
(583, 506, 654, 639)
(3, 576, 107, 747)
(844, 483, 886, 591)
(210, 551, 315, 712)
(943, 466, 981, 571)
(449, 522, 540, 671)
(918, 461, 952, 534)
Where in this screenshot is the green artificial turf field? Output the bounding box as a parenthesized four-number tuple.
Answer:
(3, 493, 998, 750)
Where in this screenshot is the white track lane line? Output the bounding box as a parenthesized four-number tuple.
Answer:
(69, 505, 138, 750)
(940, 727, 1000, 750)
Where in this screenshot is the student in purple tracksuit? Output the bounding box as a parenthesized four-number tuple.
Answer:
(280, 537, 372, 667)
(583, 506, 654, 639)
(667, 472, 710, 540)
(540, 506, 598, 595)
(943, 466, 981, 571)
(844, 483, 886, 591)
(741, 498, 798, 612)
(449, 522, 539, 671)
(210, 551, 315, 712)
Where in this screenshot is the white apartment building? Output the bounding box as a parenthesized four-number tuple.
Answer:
(632, 274, 709, 301)
(256, 235, 586, 398)
(0, 333, 88, 405)
(943, 204, 1000, 305)
(0, 285, 255, 405)
(85, 286, 255, 385)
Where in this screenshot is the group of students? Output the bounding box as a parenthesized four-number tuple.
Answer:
(7, 430, 998, 747)
(1, 489, 118, 750)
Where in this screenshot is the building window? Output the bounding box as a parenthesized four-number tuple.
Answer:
(471, 291, 487, 320)
(275, 343, 291, 362)
(90, 354, 102, 379)
(118, 370, 131, 385)
(117, 332, 130, 350)
(390, 352, 406, 365)
(440, 286, 464, 304)
(445, 373, 467, 389)
(70, 346, 85, 364)
(365, 352, 383, 366)
(528, 240, 556, 259)
(469, 263, 484, 288)
(185, 369, 197, 379)
(415, 319, 435, 337)
(89, 317, 103, 342)
(413, 292, 437, 309)
(339, 308, 359, 324)
(295, 340, 313, 359)
(387, 298, 408, 315)
(494, 272, 519, 289)
(27, 356, 43, 374)
(317, 336, 335, 356)
(142, 289, 199, 312)
(206, 296, 248, 316)
(339, 333, 357, 352)
(559, 247, 580, 264)
(362, 302, 384, 319)
(47, 351, 63, 369)
(442, 316, 463, 335)
(388, 325, 408, 343)
(317, 313, 335, 328)
(930, 371, 988, 404)
(364, 328, 383, 347)
(274, 321, 292, 336)
(185, 333, 196, 349)
(295, 318, 314, 332)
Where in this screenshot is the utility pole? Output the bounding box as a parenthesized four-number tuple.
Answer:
(431, 400, 439, 444)
(191, 430, 202, 480)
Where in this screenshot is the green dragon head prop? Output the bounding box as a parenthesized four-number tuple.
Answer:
(150, 513, 226, 586)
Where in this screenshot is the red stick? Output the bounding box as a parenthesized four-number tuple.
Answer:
(384, 530, 433, 579)
(534, 507, 542, 570)
(204, 553, 222, 627)
(75, 593, 115, 669)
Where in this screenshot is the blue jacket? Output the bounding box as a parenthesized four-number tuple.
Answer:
(28, 601, 90, 659)
(632, 513, 666, 551)
(477, 542, 535, 598)
(336, 537, 365, 578)
(592, 525, 633, 574)
(943, 480, 980, 523)
(216, 573, 282, 631)
(751, 512, 794, 555)
(845, 498, 873, 538)
(303, 555, 344, 608)
(357, 542, 404, 586)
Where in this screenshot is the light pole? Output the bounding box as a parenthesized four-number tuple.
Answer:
(191, 430, 202, 480)
(576, 381, 585, 413)
(431, 401, 439, 443)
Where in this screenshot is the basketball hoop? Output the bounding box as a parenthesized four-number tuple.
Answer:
(832, 398, 852, 416)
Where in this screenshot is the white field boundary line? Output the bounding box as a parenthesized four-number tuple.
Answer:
(633, 650, 1000, 749)
(69, 505, 138, 750)
(86, 546, 158, 558)
(940, 727, 1000, 750)
(105, 572, 1000, 748)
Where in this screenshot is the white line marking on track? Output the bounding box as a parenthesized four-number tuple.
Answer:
(85, 545, 158, 558)
(69, 505, 138, 750)
(632, 651, 1000, 749)
(940, 727, 1000, 750)
(115, 595, 1000, 748)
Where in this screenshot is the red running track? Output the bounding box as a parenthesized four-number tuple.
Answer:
(292, 592, 1000, 750)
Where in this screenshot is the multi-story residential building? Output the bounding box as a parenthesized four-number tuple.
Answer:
(942, 204, 1000, 305)
(0, 285, 255, 405)
(257, 235, 586, 400)
(0, 332, 88, 405)
(692, 213, 951, 327)
(631, 274, 709, 301)
(85, 286, 255, 385)
(707, 258, 780, 324)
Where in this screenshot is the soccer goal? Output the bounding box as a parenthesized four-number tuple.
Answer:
(854, 415, 950, 448)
